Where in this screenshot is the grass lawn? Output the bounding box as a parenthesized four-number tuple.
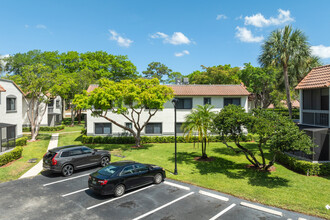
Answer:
(59, 132, 329, 219)
(0, 134, 51, 183)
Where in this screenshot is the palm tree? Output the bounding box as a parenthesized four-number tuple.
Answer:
(182, 104, 215, 159)
(259, 25, 312, 119)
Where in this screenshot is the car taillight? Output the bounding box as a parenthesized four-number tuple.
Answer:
(43, 152, 47, 157)
(98, 180, 108, 185)
(52, 153, 58, 165)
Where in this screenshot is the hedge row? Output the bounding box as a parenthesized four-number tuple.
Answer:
(23, 125, 65, 132)
(0, 147, 23, 167)
(266, 108, 299, 119)
(16, 137, 28, 146)
(81, 134, 254, 144)
(276, 152, 330, 176)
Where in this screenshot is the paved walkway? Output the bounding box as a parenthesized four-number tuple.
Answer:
(19, 133, 59, 179)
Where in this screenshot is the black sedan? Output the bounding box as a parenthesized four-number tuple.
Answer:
(88, 161, 166, 197)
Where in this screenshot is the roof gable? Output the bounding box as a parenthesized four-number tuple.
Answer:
(296, 65, 330, 90)
(0, 79, 25, 95)
(86, 84, 250, 96)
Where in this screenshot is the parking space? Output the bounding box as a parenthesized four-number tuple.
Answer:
(0, 168, 322, 220)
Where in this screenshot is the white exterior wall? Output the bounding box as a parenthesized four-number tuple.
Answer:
(22, 95, 62, 127)
(86, 95, 249, 136)
(0, 80, 23, 138)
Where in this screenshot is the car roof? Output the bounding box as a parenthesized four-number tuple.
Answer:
(50, 145, 86, 153)
(110, 160, 137, 167)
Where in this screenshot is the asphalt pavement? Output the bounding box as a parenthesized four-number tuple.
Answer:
(0, 166, 323, 220)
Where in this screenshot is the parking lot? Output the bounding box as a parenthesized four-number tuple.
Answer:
(0, 167, 321, 220)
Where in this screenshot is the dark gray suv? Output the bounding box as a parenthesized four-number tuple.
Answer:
(43, 145, 111, 176)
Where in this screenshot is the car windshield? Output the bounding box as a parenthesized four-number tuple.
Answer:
(98, 165, 119, 176)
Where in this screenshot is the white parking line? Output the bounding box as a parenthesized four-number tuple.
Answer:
(209, 203, 236, 220)
(164, 181, 190, 191)
(61, 188, 89, 197)
(199, 190, 229, 202)
(132, 192, 195, 220)
(240, 202, 283, 217)
(86, 185, 155, 210)
(43, 173, 90, 187)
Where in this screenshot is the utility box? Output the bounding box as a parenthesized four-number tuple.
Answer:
(297, 126, 330, 161)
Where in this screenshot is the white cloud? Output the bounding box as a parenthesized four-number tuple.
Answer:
(235, 15, 243, 20)
(235, 26, 264, 43)
(109, 30, 133, 48)
(216, 14, 227, 20)
(36, 24, 47, 29)
(24, 24, 29, 28)
(244, 9, 294, 27)
(311, 45, 330, 59)
(174, 50, 190, 57)
(150, 32, 191, 45)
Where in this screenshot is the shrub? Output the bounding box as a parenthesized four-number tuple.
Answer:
(0, 147, 23, 166)
(23, 125, 65, 132)
(81, 128, 87, 135)
(80, 134, 249, 145)
(16, 137, 28, 146)
(276, 152, 330, 176)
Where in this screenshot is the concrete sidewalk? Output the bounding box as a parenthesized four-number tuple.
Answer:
(19, 133, 59, 179)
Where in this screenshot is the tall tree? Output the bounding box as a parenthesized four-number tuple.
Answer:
(212, 105, 315, 171)
(188, 64, 241, 84)
(142, 62, 174, 84)
(182, 104, 215, 159)
(259, 25, 312, 118)
(10, 64, 56, 141)
(73, 78, 174, 147)
(239, 63, 279, 108)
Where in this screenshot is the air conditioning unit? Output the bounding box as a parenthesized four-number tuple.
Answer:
(183, 77, 189, 84)
(175, 78, 182, 85)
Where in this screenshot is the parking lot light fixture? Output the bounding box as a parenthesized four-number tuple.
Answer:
(171, 98, 179, 175)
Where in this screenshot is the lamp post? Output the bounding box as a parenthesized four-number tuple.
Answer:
(172, 98, 179, 175)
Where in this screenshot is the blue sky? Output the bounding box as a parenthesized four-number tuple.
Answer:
(1, 0, 330, 76)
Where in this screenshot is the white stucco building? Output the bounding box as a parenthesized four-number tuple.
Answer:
(22, 95, 62, 127)
(0, 79, 24, 152)
(85, 84, 252, 137)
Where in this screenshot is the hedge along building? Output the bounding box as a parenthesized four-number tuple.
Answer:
(85, 83, 252, 137)
(0, 79, 24, 153)
(296, 64, 330, 161)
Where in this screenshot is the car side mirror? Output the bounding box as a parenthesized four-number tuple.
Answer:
(92, 149, 97, 154)
(148, 166, 153, 171)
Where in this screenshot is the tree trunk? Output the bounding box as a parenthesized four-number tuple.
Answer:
(201, 138, 208, 159)
(283, 65, 292, 119)
(62, 98, 65, 120)
(78, 109, 81, 124)
(70, 106, 75, 126)
(134, 131, 142, 147)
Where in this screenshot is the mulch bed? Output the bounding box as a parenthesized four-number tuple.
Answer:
(246, 164, 276, 172)
(194, 157, 215, 162)
(131, 145, 144, 149)
(27, 139, 41, 143)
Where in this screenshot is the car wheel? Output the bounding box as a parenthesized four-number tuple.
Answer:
(62, 164, 74, 177)
(114, 184, 125, 197)
(154, 173, 163, 184)
(100, 156, 110, 167)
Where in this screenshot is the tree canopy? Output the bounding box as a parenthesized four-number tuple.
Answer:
(258, 25, 315, 118)
(73, 78, 174, 147)
(142, 62, 181, 84)
(212, 105, 315, 171)
(187, 64, 241, 84)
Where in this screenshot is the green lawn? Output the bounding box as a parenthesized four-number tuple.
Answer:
(58, 132, 330, 219)
(0, 134, 51, 182)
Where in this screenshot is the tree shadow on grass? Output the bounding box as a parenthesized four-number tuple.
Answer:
(74, 135, 83, 142)
(168, 151, 289, 188)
